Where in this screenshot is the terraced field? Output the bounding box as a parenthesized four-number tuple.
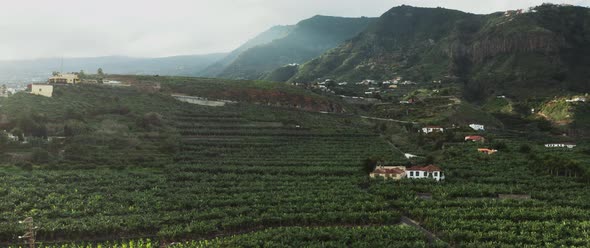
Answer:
(0, 103, 429, 246)
(370, 141, 590, 247)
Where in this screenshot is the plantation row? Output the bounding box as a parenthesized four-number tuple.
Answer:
(0, 165, 402, 242)
(6, 225, 437, 248)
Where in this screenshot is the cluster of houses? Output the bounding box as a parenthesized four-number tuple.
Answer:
(565, 97, 586, 103)
(545, 143, 577, 149)
(370, 165, 445, 181)
(0, 84, 24, 97)
(30, 73, 81, 97)
(420, 123, 485, 134)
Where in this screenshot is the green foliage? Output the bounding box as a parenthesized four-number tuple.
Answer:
(218, 16, 375, 80)
(291, 5, 590, 98)
(31, 147, 51, 164)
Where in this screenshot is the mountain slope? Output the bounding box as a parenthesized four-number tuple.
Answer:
(0, 54, 226, 83)
(290, 4, 590, 99)
(217, 15, 376, 80)
(199, 25, 294, 77)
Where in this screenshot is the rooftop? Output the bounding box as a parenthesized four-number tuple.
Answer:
(407, 165, 442, 172)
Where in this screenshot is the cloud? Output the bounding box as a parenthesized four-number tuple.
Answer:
(0, 0, 587, 60)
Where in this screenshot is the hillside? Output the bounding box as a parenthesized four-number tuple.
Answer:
(0, 54, 226, 84)
(200, 25, 294, 77)
(290, 4, 590, 99)
(216, 15, 376, 80)
(108, 75, 348, 113)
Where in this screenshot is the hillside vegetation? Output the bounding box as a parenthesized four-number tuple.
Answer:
(217, 15, 376, 80)
(289, 4, 590, 99)
(200, 25, 294, 77)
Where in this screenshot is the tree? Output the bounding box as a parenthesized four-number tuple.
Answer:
(97, 68, 105, 83)
(79, 70, 86, 79)
(363, 158, 380, 174)
(52, 71, 60, 76)
(31, 147, 52, 164)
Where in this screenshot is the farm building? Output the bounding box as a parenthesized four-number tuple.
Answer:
(478, 148, 498, 155)
(30, 84, 53, 97)
(469, 124, 485, 131)
(406, 165, 445, 181)
(421, 126, 444, 134)
(545, 143, 576, 149)
(49, 73, 80, 84)
(369, 166, 406, 180)
(465, 135, 485, 142)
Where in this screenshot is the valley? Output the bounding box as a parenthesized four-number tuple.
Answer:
(1, 2, 590, 248)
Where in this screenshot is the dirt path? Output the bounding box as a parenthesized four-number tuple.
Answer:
(360, 115, 418, 124)
(400, 216, 446, 245)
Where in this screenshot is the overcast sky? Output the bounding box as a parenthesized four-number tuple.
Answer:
(0, 0, 588, 60)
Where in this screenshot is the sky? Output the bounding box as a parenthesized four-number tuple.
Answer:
(0, 0, 588, 61)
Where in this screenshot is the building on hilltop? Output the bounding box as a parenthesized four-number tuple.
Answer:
(406, 165, 445, 181)
(49, 73, 80, 84)
(30, 84, 54, 97)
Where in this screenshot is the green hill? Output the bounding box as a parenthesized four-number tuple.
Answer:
(217, 15, 376, 80)
(290, 4, 590, 99)
(199, 25, 294, 77)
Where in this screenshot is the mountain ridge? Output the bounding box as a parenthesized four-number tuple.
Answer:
(288, 4, 590, 99)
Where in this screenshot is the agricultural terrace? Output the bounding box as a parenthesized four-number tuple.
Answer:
(370, 140, 590, 247)
(0, 83, 422, 246)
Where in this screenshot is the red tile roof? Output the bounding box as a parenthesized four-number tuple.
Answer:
(465, 135, 484, 141)
(373, 168, 405, 175)
(407, 165, 442, 172)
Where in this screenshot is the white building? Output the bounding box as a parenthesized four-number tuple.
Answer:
(469, 124, 485, 131)
(369, 166, 406, 180)
(545, 143, 576, 149)
(421, 126, 444, 134)
(49, 73, 80, 84)
(406, 165, 445, 181)
(30, 84, 53, 97)
(566, 97, 586, 103)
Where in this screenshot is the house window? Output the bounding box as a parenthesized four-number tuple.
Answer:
(434, 172, 438, 177)
(409, 171, 413, 177)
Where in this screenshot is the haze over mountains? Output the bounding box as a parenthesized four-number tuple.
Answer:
(0, 54, 226, 84)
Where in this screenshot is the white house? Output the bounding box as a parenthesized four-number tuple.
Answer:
(3, 131, 18, 142)
(30, 84, 53, 97)
(404, 153, 418, 159)
(406, 165, 445, 181)
(566, 97, 586, 103)
(369, 166, 406, 180)
(545, 143, 576, 149)
(49, 73, 80, 84)
(421, 126, 444, 134)
(469, 124, 485, 131)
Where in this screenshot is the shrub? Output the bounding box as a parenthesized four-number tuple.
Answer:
(31, 148, 52, 164)
(519, 144, 532, 153)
